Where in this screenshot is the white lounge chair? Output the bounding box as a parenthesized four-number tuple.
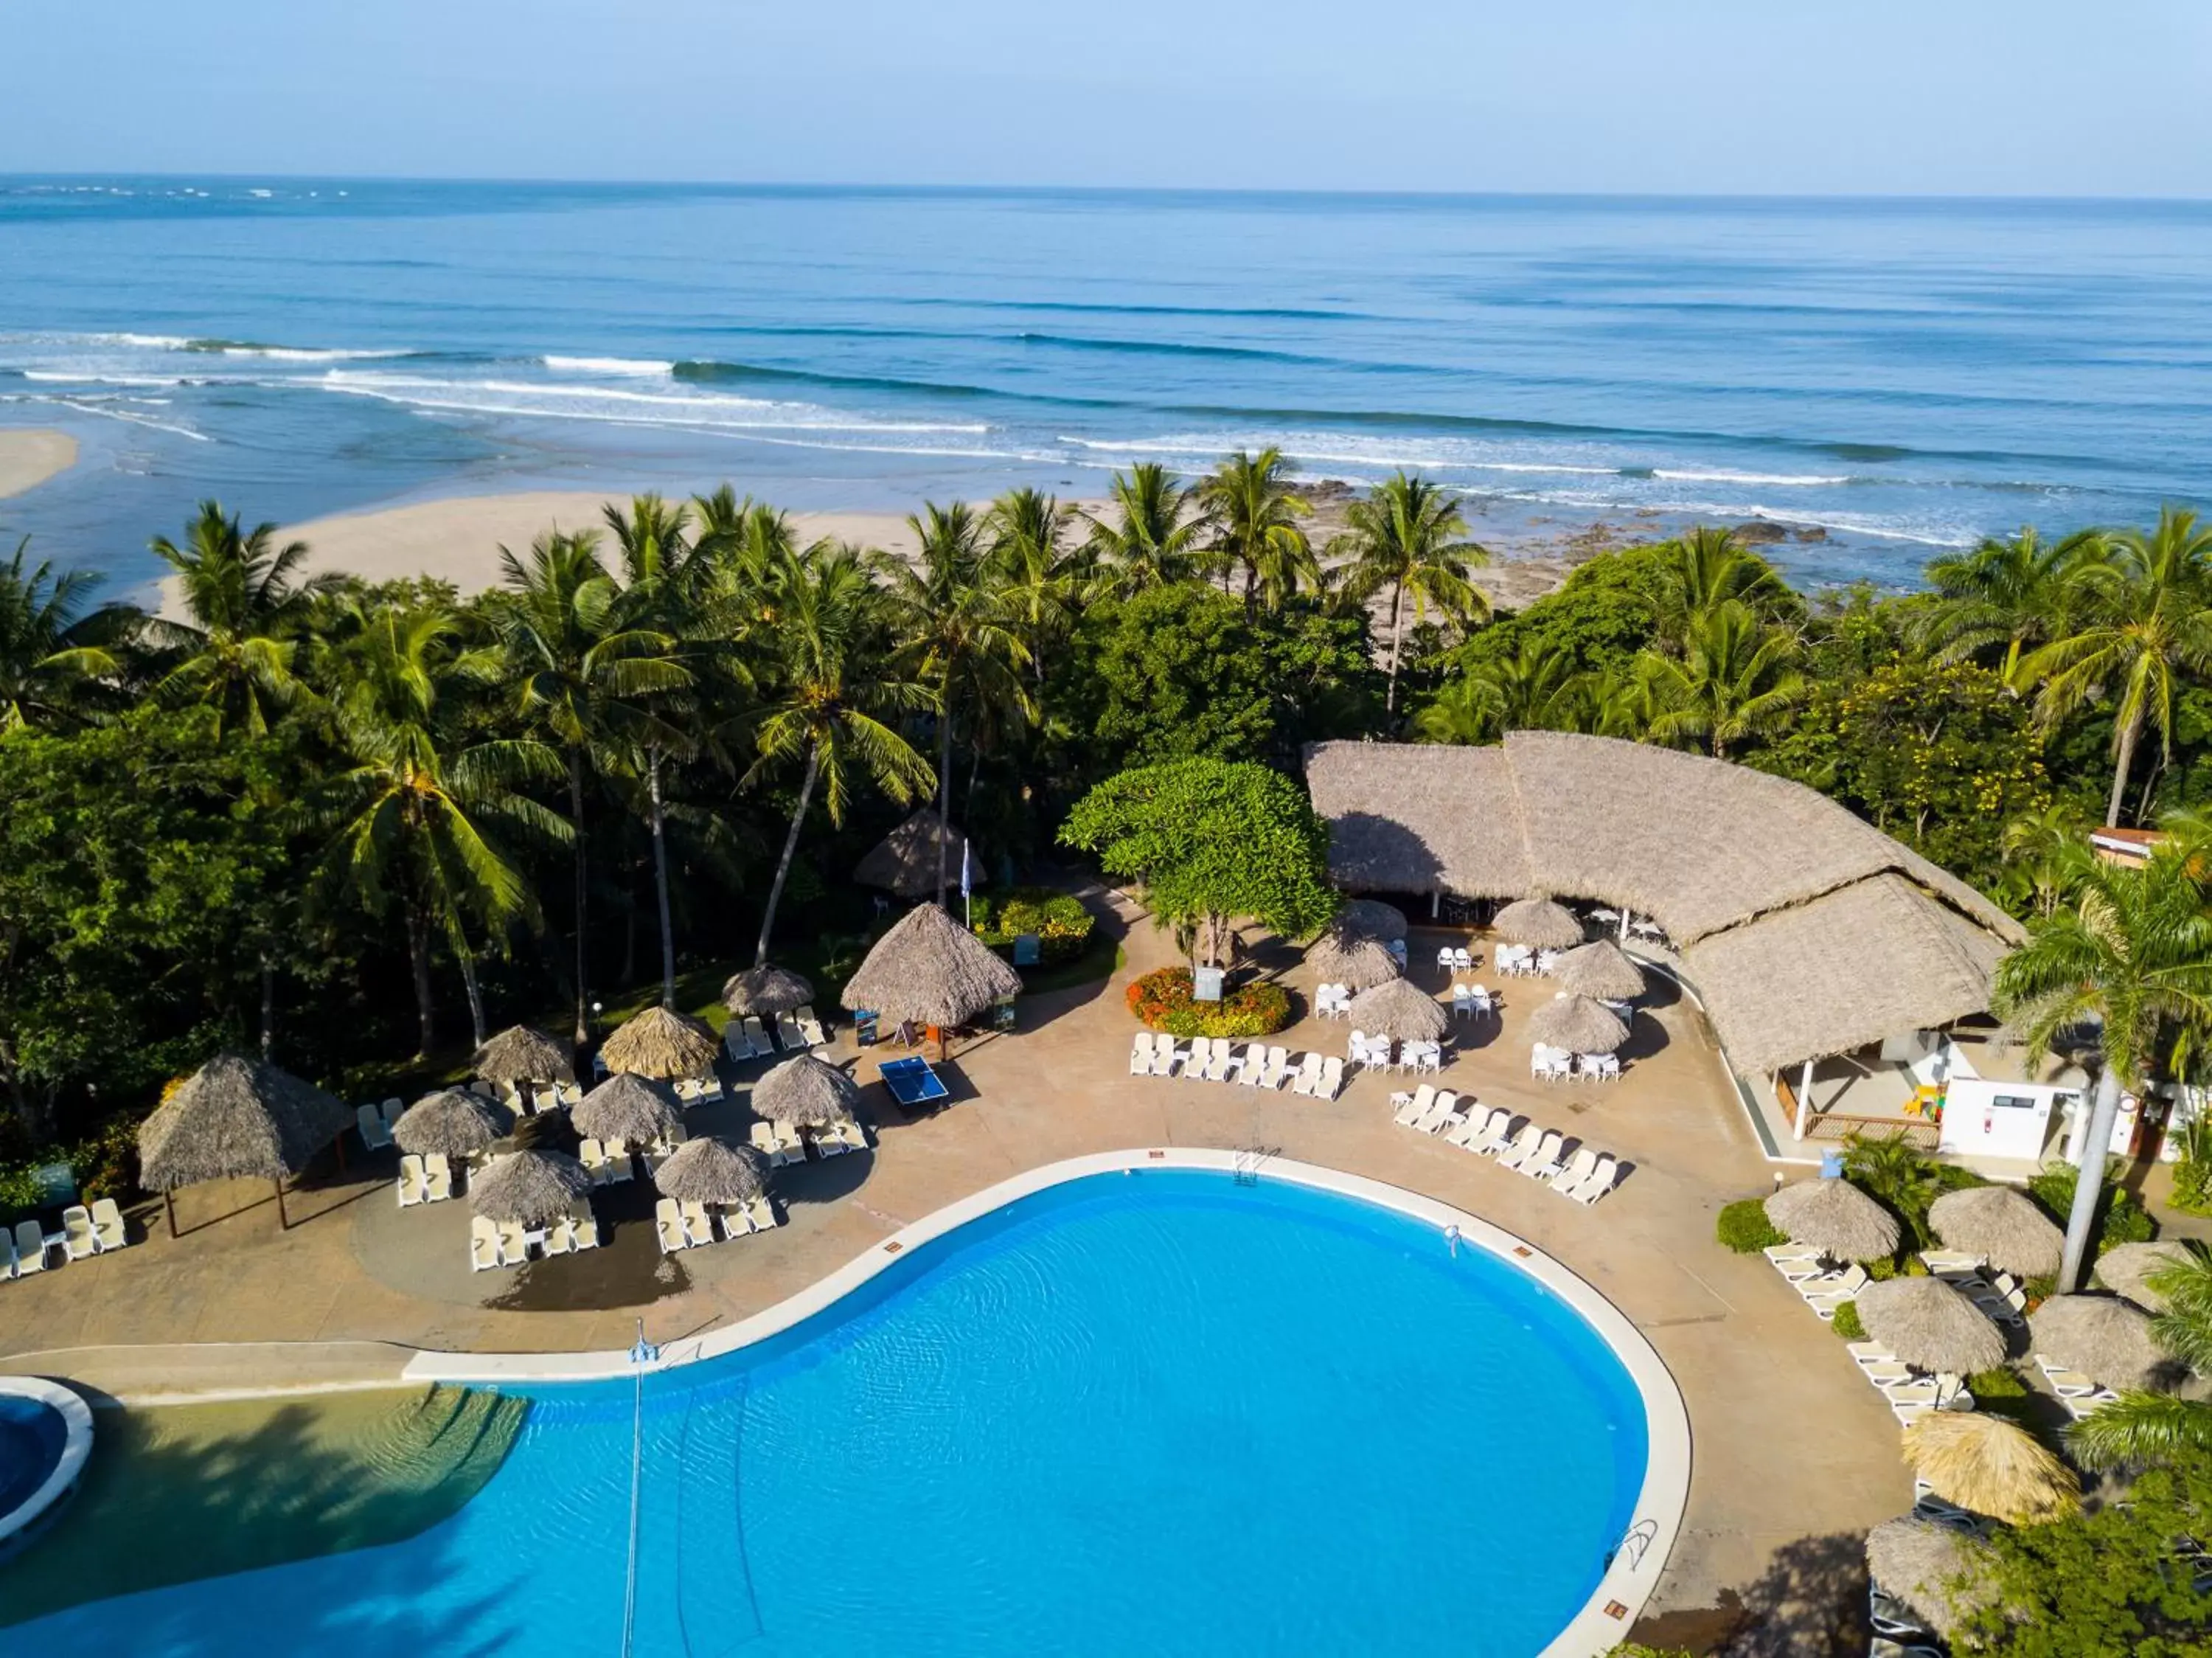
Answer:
(357, 1103, 394, 1151)
(799, 1010, 829, 1047)
(1129, 1034, 1155, 1077)
(1393, 1083, 1436, 1126)
(468, 1215, 502, 1272)
(570, 1201, 601, 1249)
(775, 1012, 804, 1051)
(1290, 1053, 1324, 1096)
(1417, 1091, 1463, 1134)
(745, 1195, 778, 1232)
(1495, 1124, 1544, 1171)
(422, 1154, 453, 1202)
(1566, 1155, 1620, 1204)
(655, 1197, 688, 1254)
(726, 1027, 752, 1064)
(60, 1205, 97, 1262)
(397, 1154, 429, 1207)
(1201, 1039, 1234, 1083)
(11, 1219, 44, 1275)
(681, 1201, 717, 1249)
(498, 1219, 531, 1266)
(89, 1197, 127, 1252)
(541, 1214, 577, 1256)
(1450, 1106, 1509, 1154)
(832, 1117, 868, 1153)
(1547, 1146, 1599, 1195)
(1516, 1131, 1568, 1182)
(1314, 1055, 1346, 1099)
(742, 1016, 771, 1058)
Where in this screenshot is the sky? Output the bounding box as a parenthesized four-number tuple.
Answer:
(10, 0, 2212, 195)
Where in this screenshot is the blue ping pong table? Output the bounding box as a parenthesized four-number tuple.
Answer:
(879, 1055, 948, 1109)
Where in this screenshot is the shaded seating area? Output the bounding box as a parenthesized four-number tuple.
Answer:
(653, 1137, 777, 1252)
(596, 1005, 719, 1083)
(722, 965, 828, 1062)
(392, 1089, 507, 1207)
(467, 1148, 598, 1271)
(841, 900, 1020, 1059)
(137, 1053, 352, 1235)
(755, 1054, 872, 1159)
(1526, 993, 1629, 1083)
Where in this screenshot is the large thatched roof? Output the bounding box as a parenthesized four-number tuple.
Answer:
(1764, 1177, 1902, 1263)
(394, 1089, 507, 1159)
(753, 1054, 862, 1127)
(599, 1005, 719, 1080)
(1865, 1516, 2001, 1640)
(1526, 992, 1630, 1055)
(1307, 926, 1400, 992)
(722, 963, 813, 1016)
(2093, 1240, 2198, 1314)
(1346, 977, 1448, 1041)
(1929, 1186, 2064, 1279)
(572, 1073, 682, 1146)
(841, 901, 1020, 1028)
(467, 1149, 591, 1226)
(1857, 1277, 2008, 1375)
(138, 1054, 352, 1191)
(2030, 1294, 2175, 1392)
(1304, 732, 2024, 1073)
(1901, 1412, 2079, 1525)
(1338, 898, 1407, 942)
(1491, 897, 1585, 949)
(653, 1137, 767, 1204)
(470, 1024, 574, 1086)
(855, 810, 981, 899)
(1553, 939, 1645, 1001)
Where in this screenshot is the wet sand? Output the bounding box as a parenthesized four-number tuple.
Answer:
(0, 428, 77, 499)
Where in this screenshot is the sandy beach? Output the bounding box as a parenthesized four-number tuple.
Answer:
(0, 429, 77, 499)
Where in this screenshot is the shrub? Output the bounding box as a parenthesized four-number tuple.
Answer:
(1966, 1366, 2029, 1401)
(1125, 967, 1292, 1038)
(2027, 1159, 2157, 1252)
(971, 887, 1097, 965)
(1829, 1300, 1865, 1341)
(1715, 1198, 1787, 1254)
(2170, 1115, 2212, 1215)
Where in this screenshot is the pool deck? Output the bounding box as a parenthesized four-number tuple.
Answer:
(0, 885, 1913, 1634)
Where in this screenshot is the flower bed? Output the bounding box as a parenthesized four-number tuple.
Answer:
(1125, 966, 1292, 1038)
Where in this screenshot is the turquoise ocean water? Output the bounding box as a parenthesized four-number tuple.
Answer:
(3, 178, 2211, 595)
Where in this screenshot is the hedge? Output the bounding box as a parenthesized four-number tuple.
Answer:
(972, 887, 1096, 965)
(1716, 1198, 1787, 1254)
(1829, 1300, 1865, 1341)
(1125, 967, 1293, 1039)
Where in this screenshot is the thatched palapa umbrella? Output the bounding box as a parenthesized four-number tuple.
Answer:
(1856, 1277, 2008, 1375)
(1491, 897, 1584, 949)
(1552, 939, 1645, 1002)
(841, 901, 1020, 1038)
(1346, 977, 1448, 1042)
(1865, 1516, 2001, 1641)
(2030, 1293, 2174, 1392)
(754, 1054, 862, 1127)
(1337, 899, 1408, 943)
(1901, 1411, 2079, 1525)
(723, 963, 813, 1017)
(2094, 1240, 2197, 1314)
(471, 1024, 574, 1087)
(1927, 1185, 2062, 1279)
(653, 1137, 768, 1205)
(469, 1149, 592, 1227)
(394, 1089, 507, 1159)
(599, 1005, 719, 1080)
(1526, 992, 1631, 1055)
(573, 1073, 683, 1148)
(1764, 1176, 1902, 1263)
(855, 810, 979, 899)
(138, 1053, 352, 1235)
(1307, 926, 1400, 992)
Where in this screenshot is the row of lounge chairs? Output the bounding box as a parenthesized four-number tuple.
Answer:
(656, 1194, 779, 1252)
(397, 1153, 457, 1206)
(1531, 1044, 1620, 1083)
(3, 1201, 129, 1277)
(2035, 1356, 2121, 1419)
(1127, 1033, 1346, 1097)
(725, 1007, 829, 1064)
(465, 1079, 584, 1116)
(1764, 1246, 1986, 1426)
(469, 1203, 600, 1271)
(1919, 1250, 2028, 1328)
(1389, 1087, 1621, 1203)
(749, 1114, 867, 1167)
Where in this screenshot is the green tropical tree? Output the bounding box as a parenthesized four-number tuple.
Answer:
(0, 536, 132, 732)
(2003, 801, 2093, 919)
(2069, 1244, 2212, 1471)
(985, 487, 1079, 666)
(1198, 448, 1316, 612)
(601, 493, 697, 593)
(1080, 463, 1209, 594)
(1649, 524, 1797, 646)
(1918, 526, 2099, 684)
(1331, 471, 1489, 715)
(1638, 600, 1804, 760)
(1413, 639, 1582, 744)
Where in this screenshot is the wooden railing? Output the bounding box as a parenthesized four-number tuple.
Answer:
(1801, 1111, 1940, 1151)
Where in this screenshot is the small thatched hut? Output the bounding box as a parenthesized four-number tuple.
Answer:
(572, 1073, 683, 1148)
(1901, 1411, 2079, 1525)
(468, 1149, 592, 1227)
(599, 1005, 719, 1081)
(754, 1055, 863, 1127)
(1764, 1176, 1902, 1263)
(1928, 1185, 2064, 1279)
(841, 901, 1020, 1033)
(1526, 992, 1631, 1055)
(394, 1089, 507, 1159)
(1307, 926, 1400, 992)
(2094, 1240, 2198, 1314)
(471, 1024, 574, 1087)
(1338, 899, 1408, 943)
(2030, 1294, 2175, 1392)
(653, 1137, 768, 1205)
(1857, 1277, 2008, 1375)
(138, 1053, 352, 1234)
(1491, 897, 1584, 949)
(1346, 977, 1448, 1042)
(855, 810, 979, 899)
(1552, 939, 1645, 1002)
(1864, 1516, 2001, 1640)
(723, 964, 814, 1017)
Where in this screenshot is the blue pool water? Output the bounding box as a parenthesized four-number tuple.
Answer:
(9, 1172, 1650, 1655)
(0, 1395, 68, 1521)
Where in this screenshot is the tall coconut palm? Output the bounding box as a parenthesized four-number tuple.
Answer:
(1330, 471, 1489, 715)
(1079, 464, 1209, 594)
(2019, 507, 2212, 827)
(601, 493, 697, 594)
(0, 536, 133, 732)
(2068, 1243, 2212, 1471)
(1650, 524, 1797, 646)
(2002, 801, 2093, 919)
(1917, 526, 2100, 684)
(748, 543, 934, 965)
(1638, 600, 1804, 760)
(984, 487, 1078, 664)
(1994, 844, 2212, 1290)
(1197, 448, 1315, 612)
(1413, 640, 1581, 744)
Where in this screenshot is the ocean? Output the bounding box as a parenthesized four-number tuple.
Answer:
(4, 178, 2211, 597)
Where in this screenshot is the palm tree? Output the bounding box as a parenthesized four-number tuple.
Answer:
(1198, 448, 1315, 611)
(748, 542, 934, 965)
(1572, 662, 1652, 740)
(2001, 801, 2093, 919)
(1994, 843, 2212, 1289)
(601, 493, 696, 593)
(2068, 1243, 2212, 1470)
(1079, 464, 1209, 594)
(1638, 600, 1804, 760)
(1331, 471, 1489, 715)
(1840, 1130, 1944, 1248)
(146, 501, 339, 736)
(1917, 526, 2099, 684)
(984, 488, 1078, 664)
(2020, 507, 2212, 827)
(1413, 641, 1581, 745)
(1650, 525, 1797, 647)
(0, 536, 132, 732)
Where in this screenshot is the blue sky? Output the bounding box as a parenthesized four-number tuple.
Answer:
(11, 1, 2211, 194)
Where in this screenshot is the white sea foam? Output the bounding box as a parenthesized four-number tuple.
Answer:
(320, 370, 992, 435)
(38, 397, 212, 442)
(541, 355, 675, 377)
(1650, 468, 1854, 486)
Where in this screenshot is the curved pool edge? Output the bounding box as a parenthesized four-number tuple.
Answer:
(0, 1376, 95, 1557)
(405, 1148, 1691, 1657)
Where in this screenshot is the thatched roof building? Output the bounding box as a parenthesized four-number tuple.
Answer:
(599, 1006, 719, 1080)
(1526, 993, 1630, 1055)
(1553, 939, 1645, 1002)
(1764, 1177, 1901, 1263)
(468, 1150, 591, 1226)
(1857, 1277, 2008, 1375)
(754, 1055, 862, 1126)
(1346, 978, 1448, 1042)
(653, 1137, 768, 1205)
(1865, 1516, 2001, 1640)
(1492, 897, 1585, 948)
(1307, 926, 1400, 992)
(1304, 733, 2025, 1075)
(572, 1073, 682, 1147)
(723, 964, 813, 1016)
(471, 1024, 574, 1086)
(1338, 898, 1407, 942)
(841, 901, 1020, 1028)
(139, 1054, 352, 1231)
(394, 1089, 507, 1159)
(1928, 1186, 2064, 1279)
(855, 810, 981, 899)
(1901, 1411, 2079, 1525)
(2030, 1294, 2176, 1392)
(2094, 1240, 2197, 1314)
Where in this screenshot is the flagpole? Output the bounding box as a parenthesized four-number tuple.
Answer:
(961, 837, 972, 929)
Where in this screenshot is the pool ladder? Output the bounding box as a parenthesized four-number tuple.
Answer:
(1232, 1142, 1275, 1184)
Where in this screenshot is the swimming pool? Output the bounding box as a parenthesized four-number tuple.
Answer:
(9, 1163, 1676, 1656)
(0, 1377, 94, 1561)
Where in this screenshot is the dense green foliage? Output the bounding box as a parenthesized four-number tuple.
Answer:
(2025, 1160, 2159, 1251)
(1714, 1197, 1788, 1254)
(1827, 1300, 1865, 1341)
(968, 887, 1096, 963)
(1124, 967, 1293, 1038)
